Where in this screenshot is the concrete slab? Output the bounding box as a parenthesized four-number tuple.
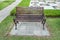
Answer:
(10, 22, 50, 36)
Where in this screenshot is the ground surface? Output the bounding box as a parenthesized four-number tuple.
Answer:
(0, 18, 60, 40)
(0, 0, 15, 10)
(10, 22, 50, 36)
(0, 0, 22, 23)
(30, 0, 60, 9)
(0, 0, 60, 40)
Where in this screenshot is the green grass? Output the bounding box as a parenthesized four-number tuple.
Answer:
(0, 18, 60, 40)
(0, 16, 14, 37)
(46, 18, 60, 39)
(44, 9, 60, 17)
(0, 0, 60, 40)
(10, 0, 30, 16)
(7, 18, 60, 40)
(0, 0, 15, 10)
(18, 0, 30, 7)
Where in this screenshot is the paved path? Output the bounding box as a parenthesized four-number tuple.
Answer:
(0, 0, 22, 23)
(0, 0, 5, 2)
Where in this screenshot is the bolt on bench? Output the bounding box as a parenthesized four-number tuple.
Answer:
(13, 7, 46, 30)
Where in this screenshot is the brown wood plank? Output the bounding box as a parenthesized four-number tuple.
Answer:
(15, 7, 44, 22)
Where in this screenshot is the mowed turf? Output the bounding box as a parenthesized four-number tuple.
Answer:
(44, 9, 60, 17)
(0, 18, 60, 40)
(0, 16, 14, 37)
(18, 0, 30, 7)
(0, 0, 15, 10)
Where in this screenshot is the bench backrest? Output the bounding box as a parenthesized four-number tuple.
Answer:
(16, 7, 44, 15)
(15, 7, 44, 22)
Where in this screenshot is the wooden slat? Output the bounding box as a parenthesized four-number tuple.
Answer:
(16, 7, 44, 14)
(15, 7, 44, 22)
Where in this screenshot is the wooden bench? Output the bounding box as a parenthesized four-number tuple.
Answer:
(13, 7, 46, 30)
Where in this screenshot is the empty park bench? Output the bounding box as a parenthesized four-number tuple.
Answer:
(13, 7, 46, 30)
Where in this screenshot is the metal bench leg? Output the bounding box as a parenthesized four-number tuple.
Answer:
(15, 23, 17, 30)
(43, 23, 45, 30)
(42, 20, 46, 30)
(15, 21, 19, 30)
(13, 19, 18, 30)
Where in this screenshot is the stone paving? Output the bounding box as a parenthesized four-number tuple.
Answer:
(29, 0, 60, 9)
(10, 22, 50, 36)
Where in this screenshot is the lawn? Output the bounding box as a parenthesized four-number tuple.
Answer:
(44, 9, 60, 17)
(0, 0, 15, 10)
(0, 18, 60, 40)
(0, 16, 14, 37)
(0, 0, 60, 40)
